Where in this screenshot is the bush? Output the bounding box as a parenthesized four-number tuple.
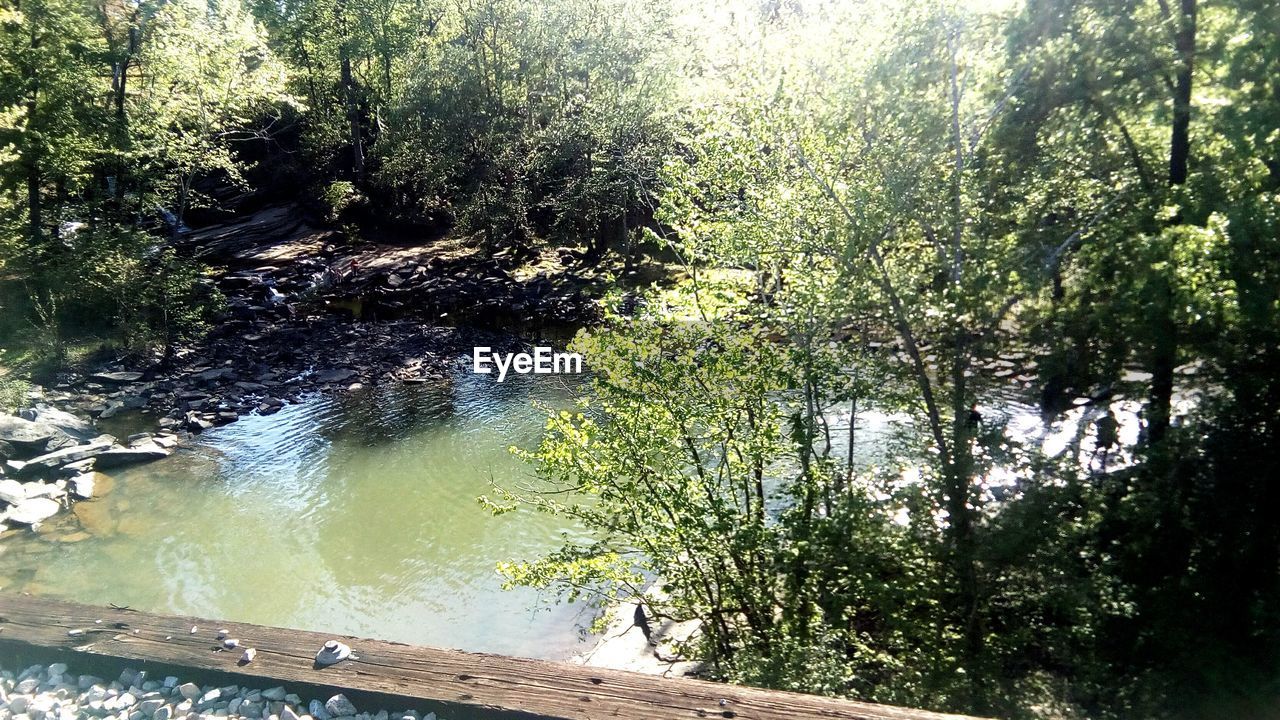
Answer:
(0, 351, 30, 413)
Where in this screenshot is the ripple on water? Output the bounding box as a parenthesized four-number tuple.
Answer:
(0, 366, 593, 660)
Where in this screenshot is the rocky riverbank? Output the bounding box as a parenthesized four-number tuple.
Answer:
(24, 203, 606, 438)
(0, 406, 174, 532)
(0, 203, 638, 536)
(0, 663, 447, 720)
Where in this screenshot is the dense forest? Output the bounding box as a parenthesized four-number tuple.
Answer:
(1, 0, 1278, 718)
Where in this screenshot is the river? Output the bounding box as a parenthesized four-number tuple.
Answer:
(0, 364, 595, 660)
(0, 347, 1154, 662)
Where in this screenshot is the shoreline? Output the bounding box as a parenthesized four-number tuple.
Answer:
(1, 204, 610, 534)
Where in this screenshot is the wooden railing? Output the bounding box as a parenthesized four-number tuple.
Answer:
(0, 594, 987, 720)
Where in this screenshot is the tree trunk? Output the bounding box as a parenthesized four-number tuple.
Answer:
(1168, 0, 1195, 186)
(341, 53, 365, 181)
(1148, 0, 1195, 444)
(24, 8, 41, 243)
(27, 158, 41, 243)
(337, 0, 364, 182)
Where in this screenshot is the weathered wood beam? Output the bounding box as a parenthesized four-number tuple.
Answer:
(0, 594, 987, 720)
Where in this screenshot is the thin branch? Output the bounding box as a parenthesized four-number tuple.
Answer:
(795, 148, 953, 465)
(977, 192, 1125, 346)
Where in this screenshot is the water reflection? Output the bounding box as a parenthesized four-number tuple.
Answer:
(0, 365, 593, 660)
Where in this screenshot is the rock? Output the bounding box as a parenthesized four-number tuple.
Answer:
(90, 372, 145, 384)
(98, 400, 127, 419)
(59, 458, 96, 476)
(8, 497, 61, 525)
(308, 700, 329, 720)
(315, 369, 356, 384)
(280, 706, 300, 720)
(324, 695, 356, 717)
(92, 442, 170, 469)
(261, 687, 287, 702)
(9, 695, 30, 713)
(17, 437, 116, 475)
(193, 368, 235, 383)
(0, 415, 62, 451)
(17, 677, 40, 693)
(101, 394, 146, 417)
(0, 477, 28, 504)
(73, 500, 115, 535)
(176, 683, 200, 701)
(153, 705, 173, 720)
(24, 481, 63, 499)
(70, 474, 95, 499)
(184, 412, 214, 433)
(0, 439, 13, 460)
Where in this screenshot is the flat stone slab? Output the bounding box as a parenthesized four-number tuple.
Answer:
(92, 441, 171, 469)
(17, 437, 117, 475)
(0, 478, 28, 504)
(316, 368, 356, 383)
(7, 497, 61, 524)
(20, 406, 96, 441)
(0, 416, 59, 449)
(90, 371, 145, 384)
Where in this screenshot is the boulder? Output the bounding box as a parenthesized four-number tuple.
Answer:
(92, 441, 170, 469)
(16, 436, 117, 476)
(194, 368, 236, 383)
(316, 368, 356, 383)
(24, 481, 64, 499)
(73, 499, 114, 535)
(21, 405, 97, 441)
(0, 415, 60, 451)
(0, 439, 12, 460)
(98, 395, 146, 419)
(7, 496, 61, 525)
(0, 477, 28, 504)
(184, 411, 214, 432)
(70, 474, 96, 499)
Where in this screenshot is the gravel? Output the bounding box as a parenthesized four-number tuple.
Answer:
(0, 663, 445, 720)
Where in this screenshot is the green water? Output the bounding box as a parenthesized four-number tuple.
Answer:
(0, 367, 596, 660)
